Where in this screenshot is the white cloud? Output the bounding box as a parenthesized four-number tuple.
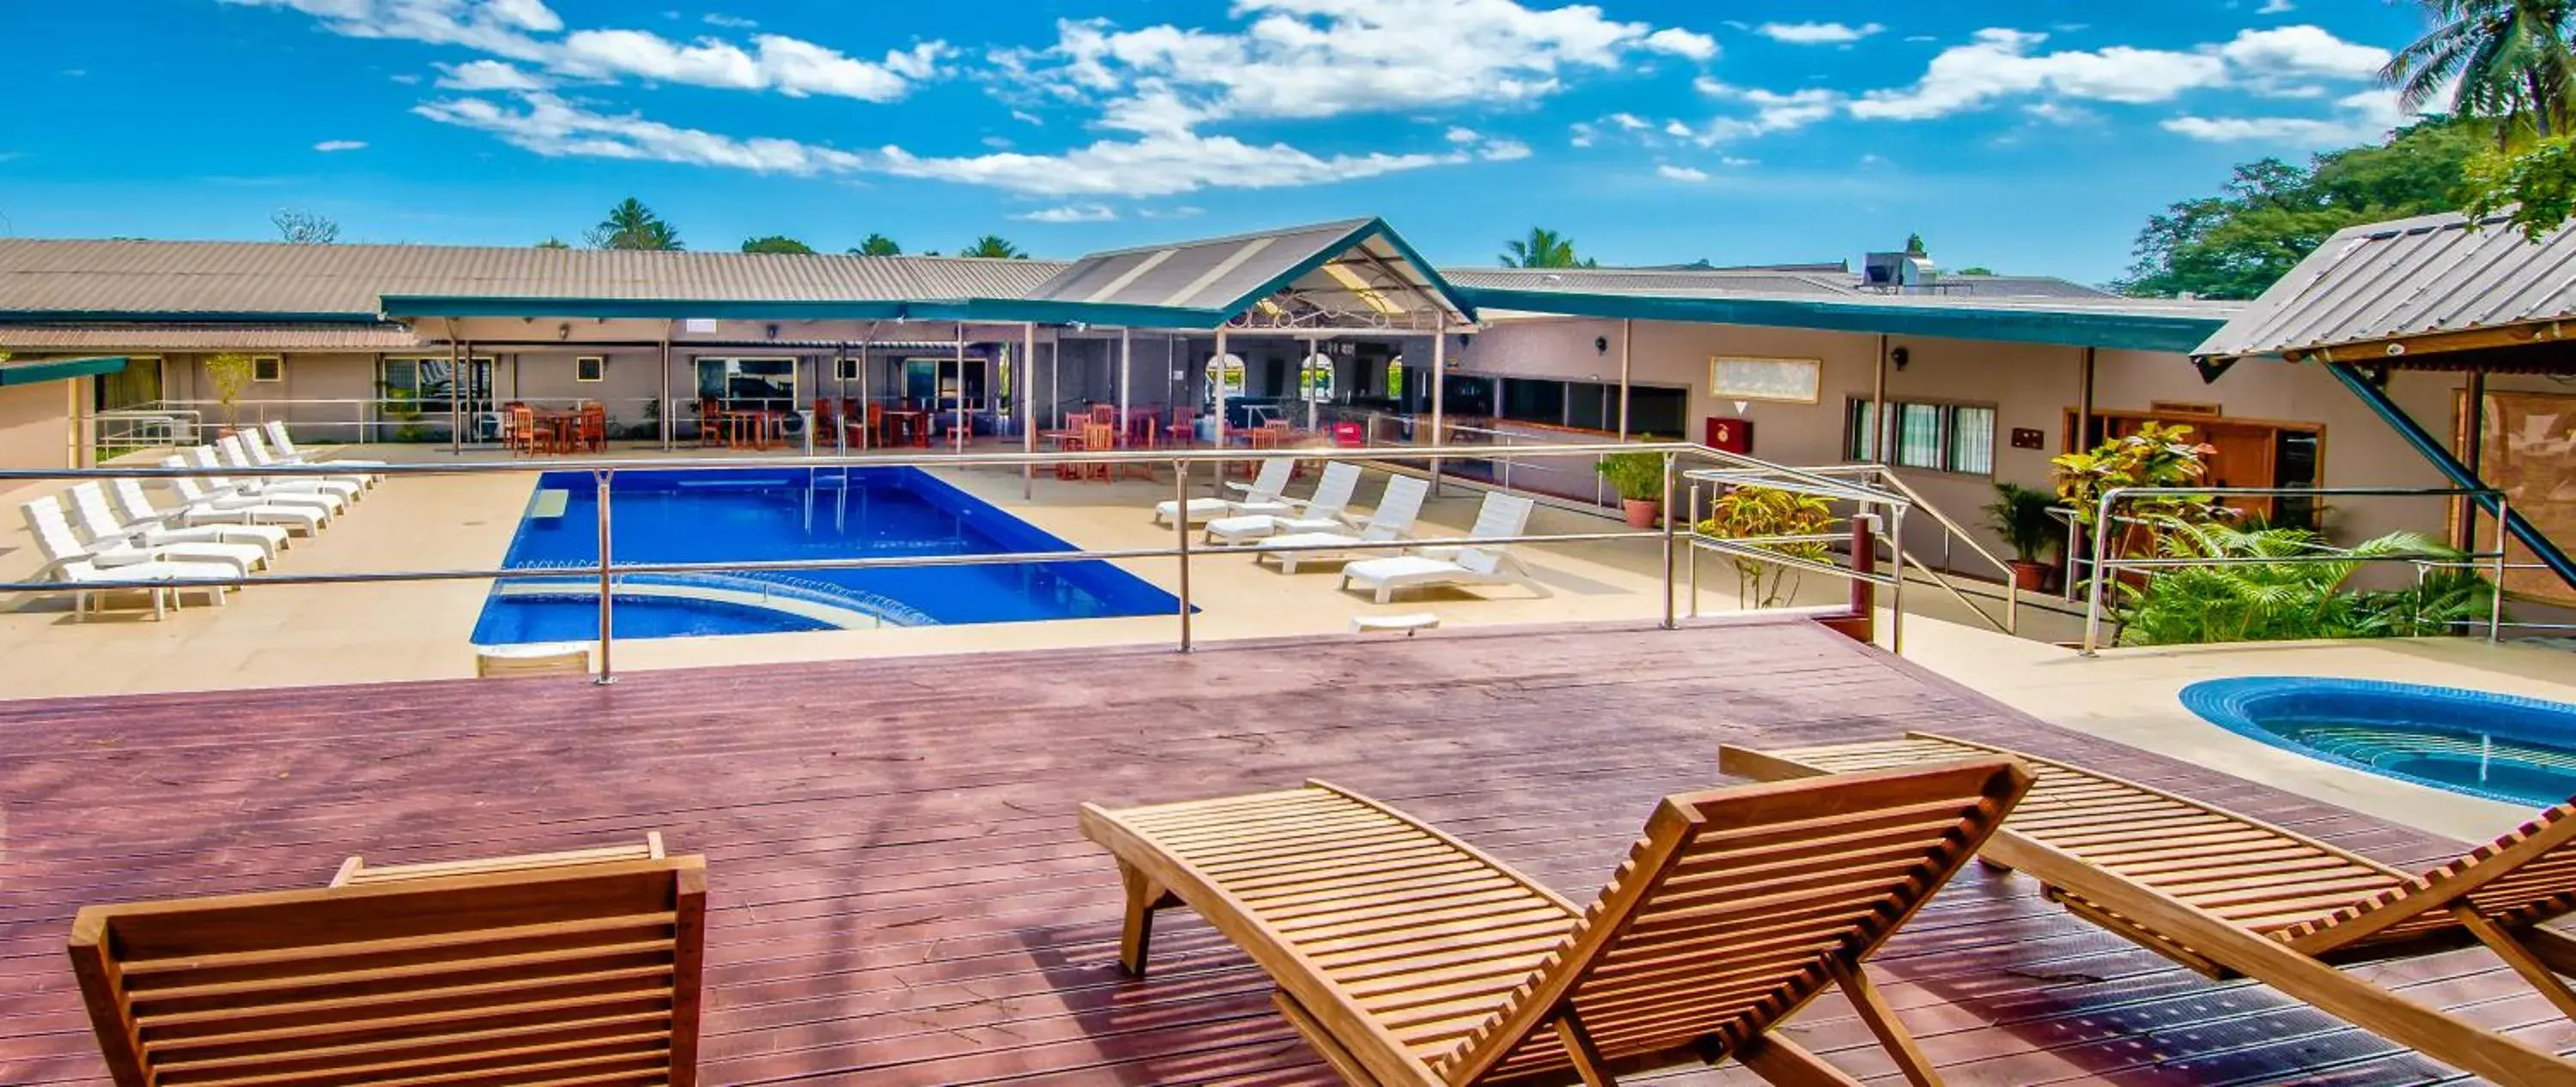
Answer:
(2163, 88, 2403, 144)
(224, 0, 949, 102)
(413, 91, 866, 173)
(436, 58, 548, 91)
(702, 13, 756, 30)
(1719, 155, 1755, 167)
(1444, 125, 1480, 143)
(313, 139, 368, 152)
(1758, 21, 1884, 46)
(1012, 204, 1118, 223)
(1643, 27, 1717, 61)
(1853, 29, 2227, 119)
(2217, 26, 2388, 80)
(2257, 0, 2295, 13)
(1607, 112, 1649, 131)
(1479, 138, 1532, 161)
(1656, 164, 1710, 182)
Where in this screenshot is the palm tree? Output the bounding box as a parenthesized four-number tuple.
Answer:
(585, 198, 683, 251)
(2384, 1, 2576, 139)
(740, 234, 814, 254)
(849, 234, 902, 256)
(1499, 228, 1596, 268)
(961, 235, 1027, 259)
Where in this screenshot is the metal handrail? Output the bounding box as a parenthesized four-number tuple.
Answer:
(2080, 483, 2513, 655)
(1777, 464, 2020, 636)
(9, 440, 1908, 681)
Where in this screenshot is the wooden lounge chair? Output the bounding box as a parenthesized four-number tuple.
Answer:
(1720, 732, 2576, 1087)
(1080, 759, 2032, 1085)
(68, 841, 706, 1087)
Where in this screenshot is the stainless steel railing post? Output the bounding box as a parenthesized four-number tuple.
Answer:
(1176, 458, 1194, 653)
(2081, 489, 2119, 657)
(1888, 502, 1908, 655)
(2493, 496, 2511, 644)
(1660, 451, 1678, 630)
(1686, 480, 1702, 619)
(594, 467, 616, 684)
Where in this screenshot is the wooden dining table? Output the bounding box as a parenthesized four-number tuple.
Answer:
(882, 410, 930, 447)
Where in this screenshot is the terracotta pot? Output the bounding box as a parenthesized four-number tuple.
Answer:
(2008, 560, 2049, 592)
(1622, 499, 1661, 530)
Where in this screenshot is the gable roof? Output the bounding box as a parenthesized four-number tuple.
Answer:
(2194, 210, 2576, 361)
(1451, 275, 2238, 352)
(1021, 217, 1473, 329)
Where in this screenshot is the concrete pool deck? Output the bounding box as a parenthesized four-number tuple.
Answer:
(3, 441, 2571, 848)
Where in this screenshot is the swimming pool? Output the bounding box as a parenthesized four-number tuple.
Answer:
(2181, 677, 2576, 806)
(471, 468, 1182, 645)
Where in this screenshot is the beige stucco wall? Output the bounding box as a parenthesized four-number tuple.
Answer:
(0, 378, 83, 495)
(1457, 317, 2524, 564)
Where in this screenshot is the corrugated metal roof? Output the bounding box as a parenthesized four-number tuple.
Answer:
(1023, 218, 1471, 325)
(1443, 267, 1863, 296)
(2192, 210, 2576, 359)
(0, 322, 428, 351)
(0, 239, 1069, 319)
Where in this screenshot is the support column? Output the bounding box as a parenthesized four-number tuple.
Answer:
(1022, 322, 1037, 498)
(658, 330, 672, 452)
(1617, 319, 1635, 440)
(1429, 322, 1446, 495)
(2325, 361, 2576, 595)
(952, 323, 967, 451)
(1213, 328, 1230, 477)
(1869, 334, 1888, 463)
(2076, 345, 2098, 452)
(1303, 337, 1319, 432)
(448, 334, 463, 455)
(2458, 369, 2488, 551)
(1118, 328, 1133, 447)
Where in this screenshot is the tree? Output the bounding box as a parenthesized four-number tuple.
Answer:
(1499, 227, 1596, 268)
(1904, 232, 1929, 257)
(204, 353, 258, 429)
(2117, 118, 2483, 298)
(2466, 134, 2576, 236)
(849, 234, 902, 256)
(961, 235, 1026, 259)
(741, 234, 815, 254)
(272, 209, 339, 246)
(1954, 266, 1996, 276)
(535, 237, 571, 249)
(2384, 0, 2575, 141)
(585, 198, 683, 251)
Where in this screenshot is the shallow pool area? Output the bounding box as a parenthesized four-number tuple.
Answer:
(2182, 677, 2576, 807)
(471, 468, 1182, 645)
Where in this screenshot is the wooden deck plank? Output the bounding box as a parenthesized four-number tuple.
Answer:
(0, 618, 2552, 1084)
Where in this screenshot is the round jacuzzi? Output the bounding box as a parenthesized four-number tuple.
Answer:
(2180, 677, 2576, 807)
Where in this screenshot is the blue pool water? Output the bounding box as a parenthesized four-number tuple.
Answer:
(2182, 677, 2576, 807)
(471, 468, 1181, 645)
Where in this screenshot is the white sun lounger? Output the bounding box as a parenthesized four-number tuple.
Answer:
(188, 446, 346, 515)
(263, 421, 385, 484)
(161, 457, 333, 531)
(244, 427, 377, 491)
(33, 490, 264, 578)
(1256, 474, 1429, 574)
(112, 477, 307, 545)
(1205, 462, 1363, 545)
(220, 436, 362, 501)
(1155, 456, 1295, 525)
(1341, 491, 1547, 603)
(69, 482, 280, 564)
(21, 499, 237, 618)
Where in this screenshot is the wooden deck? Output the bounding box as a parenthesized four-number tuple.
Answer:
(0, 618, 2567, 1085)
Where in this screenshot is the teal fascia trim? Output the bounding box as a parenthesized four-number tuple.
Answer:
(382, 294, 1242, 330)
(1213, 218, 1479, 326)
(1452, 287, 2225, 352)
(0, 310, 377, 325)
(0, 355, 128, 386)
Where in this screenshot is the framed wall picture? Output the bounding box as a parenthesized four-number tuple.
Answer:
(1709, 356, 1821, 404)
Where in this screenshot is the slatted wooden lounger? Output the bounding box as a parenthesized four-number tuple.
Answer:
(1721, 731, 2576, 1087)
(1081, 759, 2032, 1085)
(68, 838, 706, 1087)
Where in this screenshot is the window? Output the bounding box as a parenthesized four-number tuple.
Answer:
(696, 357, 797, 408)
(574, 355, 605, 383)
(1710, 356, 1820, 404)
(1564, 383, 1611, 432)
(1844, 398, 1996, 476)
(1500, 379, 1564, 425)
(1628, 387, 1688, 438)
(251, 355, 283, 383)
(380, 356, 494, 414)
(834, 356, 861, 382)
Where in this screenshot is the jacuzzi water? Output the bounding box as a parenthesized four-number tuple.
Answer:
(2180, 677, 2576, 806)
(471, 467, 1182, 645)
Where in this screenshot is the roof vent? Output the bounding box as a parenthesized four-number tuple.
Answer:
(1862, 252, 1940, 293)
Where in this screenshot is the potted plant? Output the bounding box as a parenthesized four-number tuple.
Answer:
(1983, 483, 2061, 592)
(1597, 450, 1666, 528)
(1696, 486, 1837, 608)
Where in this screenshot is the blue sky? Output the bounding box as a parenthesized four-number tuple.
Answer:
(0, 1, 2428, 282)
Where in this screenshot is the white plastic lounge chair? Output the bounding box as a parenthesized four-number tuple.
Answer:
(244, 427, 376, 491)
(1341, 491, 1547, 603)
(262, 421, 385, 483)
(161, 457, 333, 531)
(30, 492, 264, 578)
(1205, 462, 1363, 545)
(21, 499, 235, 619)
(220, 436, 362, 501)
(1156, 457, 1297, 525)
(1256, 474, 1429, 574)
(75, 482, 283, 562)
(187, 446, 346, 515)
(112, 477, 303, 547)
